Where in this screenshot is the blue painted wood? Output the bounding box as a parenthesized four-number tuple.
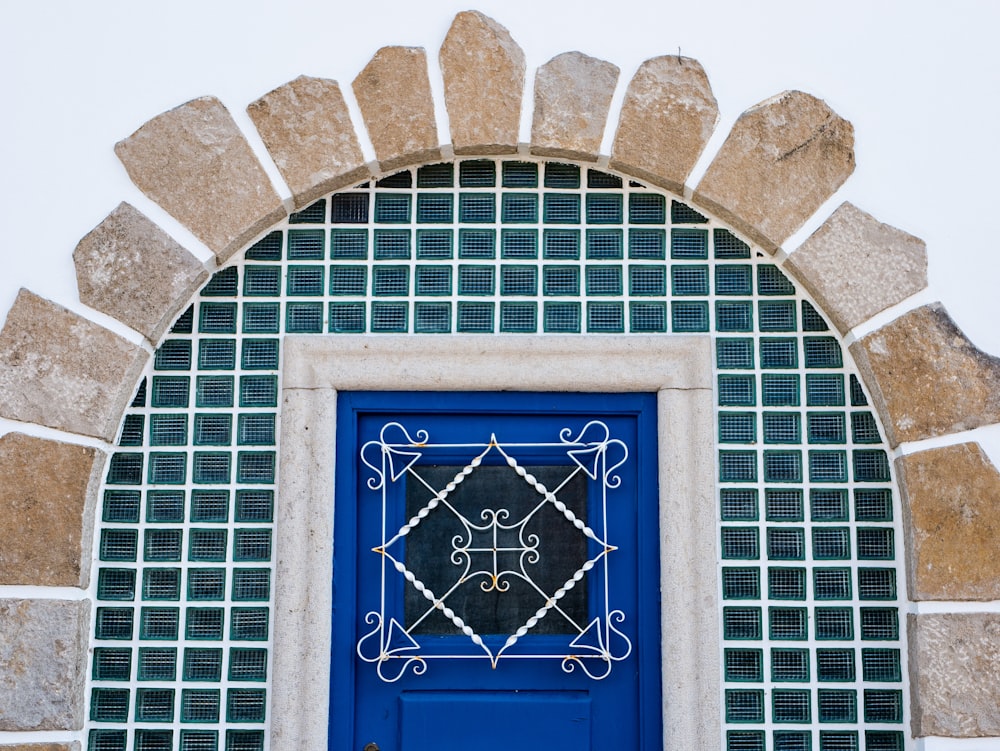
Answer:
(331, 392, 661, 751)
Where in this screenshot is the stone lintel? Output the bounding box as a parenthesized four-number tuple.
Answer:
(0, 599, 89, 731)
(851, 303, 1000, 446)
(248, 76, 369, 210)
(73, 202, 209, 343)
(352, 46, 441, 172)
(440, 11, 524, 155)
(910, 613, 1000, 736)
(610, 55, 718, 194)
(115, 96, 286, 262)
(693, 90, 855, 253)
(530, 51, 620, 162)
(785, 202, 927, 333)
(0, 744, 79, 751)
(0, 290, 149, 441)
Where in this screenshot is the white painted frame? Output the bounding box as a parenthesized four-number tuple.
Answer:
(273, 334, 717, 750)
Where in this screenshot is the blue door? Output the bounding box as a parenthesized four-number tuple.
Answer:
(331, 392, 661, 750)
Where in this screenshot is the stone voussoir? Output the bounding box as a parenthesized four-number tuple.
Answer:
(910, 612, 1000, 736)
(440, 11, 525, 155)
(785, 202, 927, 333)
(115, 96, 286, 262)
(850, 302, 1000, 446)
(0, 599, 89, 731)
(248, 76, 369, 210)
(74, 202, 209, 343)
(0, 290, 149, 442)
(610, 55, 719, 194)
(694, 90, 855, 253)
(353, 46, 440, 172)
(531, 51, 620, 162)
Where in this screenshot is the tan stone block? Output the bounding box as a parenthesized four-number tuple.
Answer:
(73, 202, 208, 343)
(610, 55, 718, 194)
(115, 96, 286, 262)
(851, 303, 1000, 446)
(910, 613, 1000, 736)
(530, 52, 620, 162)
(0, 599, 88, 731)
(440, 11, 524, 155)
(0, 434, 101, 587)
(0, 744, 77, 750)
(353, 47, 440, 172)
(694, 90, 855, 253)
(247, 76, 369, 210)
(785, 202, 927, 333)
(0, 290, 148, 441)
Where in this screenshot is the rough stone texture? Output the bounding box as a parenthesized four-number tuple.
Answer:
(850, 303, 1000, 446)
(0, 290, 149, 441)
(352, 47, 440, 172)
(440, 11, 525, 155)
(910, 613, 1000, 736)
(610, 55, 718, 194)
(694, 90, 855, 253)
(0, 744, 77, 750)
(785, 202, 927, 333)
(0, 599, 88, 731)
(73, 202, 209, 343)
(115, 96, 286, 262)
(0, 434, 101, 587)
(530, 52, 620, 162)
(247, 76, 369, 210)
(897, 443, 1000, 600)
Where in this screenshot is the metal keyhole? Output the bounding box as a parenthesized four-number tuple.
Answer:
(363, 744, 380, 751)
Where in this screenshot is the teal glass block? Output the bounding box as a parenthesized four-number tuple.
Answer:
(190, 529, 228, 562)
(758, 300, 797, 331)
(762, 412, 800, 444)
(415, 193, 453, 223)
(718, 375, 755, 407)
(241, 304, 279, 334)
(181, 689, 221, 723)
(725, 648, 763, 681)
(862, 648, 902, 681)
(329, 302, 366, 333)
(289, 199, 326, 224)
(629, 302, 667, 332)
(237, 414, 275, 446)
(195, 377, 233, 411)
(198, 339, 236, 370)
(588, 169, 622, 188)
(717, 338, 755, 369)
(416, 163, 454, 187)
(330, 192, 369, 223)
(809, 451, 848, 483)
(107, 452, 143, 485)
(715, 265, 752, 296)
(804, 337, 843, 368)
(721, 527, 759, 559)
(236, 491, 274, 523)
(806, 374, 845, 406)
(131, 380, 147, 407)
(850, 374, 869, 406)
(585, 193, 622, 224)
(721, 489, 759, 521)
(810, 489, 849, 522)
(761, 374, 800, 407)
(722, 568, 760, 599)
(855, 489, 893, 521)
(671, 229, 708, 259)
(719, 412, 756, 443)
(501, 193, 538, 223)
(727, 731, 765, 751)
(501, 229, 538, 258)
(237, 452, 275, 484)
(232, 569, 270, 601)
(414, 302, 451, 333)
(374, 193, 411, 223)
(628, 229, 665, 259)
(241, 339, 279, 369)
(851, 412, 881, 444)
(812, 527, 851, 559)
(190, 490, 229, 523)
(861, 609, 899, 641)
(543, 162, 579, 188)
(226, 730, 265, 750)
(149, 414, 186, 446)
(764, 451, 802, 482)
(758, 264, 795, 295)
(286, 302, 324, 333)
(139, 607, 180, 640)
(135, 688, 175, 722)
(814, 568, 853, 599)
(234, 530, 272, 562)
(671, 301, 708, 331)
(193, 453, 231, 484)
(167, 308, 192, 333)
(184, 648, 223, 681)
(378, 172, 410, 187)
(542, 194, 580, 224)
(372, 266, 409, 296)
(543, 229, 580, 259)
(154, 339, 192, 371)
(144, 529, 183, 562)
(725, 689, 764, 723)
(671, 264, 708, 295)
(89, 729, 127, 750)
(91, 687, 130, 722)
(765, 489, 803, 521)
(771, 648, 810, 682)
(329, 266, 367, 296)
(243, 266, 280, 297)
(199, 303, 237, 334)
(585, 265, 622, 296)
(723, 606, 762, 639)
(628, 265, 666, 296)
(330, 229, 368, 259)
(183, 728, 219, 750)
(97, 568, 135, 600)
(459, 194, 496, 223)
(240, 375, 278, 407)
(202, 267, 238, 297)
(774, 732, 811, 751)
(818, 690, 857, 723)
(759, 338, 798, 369)
(543, 302, 581, 333)
(817, 648, 856, 681)
(543, 266, 579, 296)
(628, 193, 665, 224)
(286, 265, 324, 296)
(854, 450, 890, 482)
(414, 265, 452, 296)
(416, 229, 453, 259)
(586, 302, 624, 333)
(95, 607, 134, 640)
(186, 607, 224, 640)
(807, 413, 846, 444)
(586, 229, 623, 259)
(93, 647, 132, 681)
(866, 731, 905, 751)
(769, 570, 807, 601)
(138, 647, 177, 680)
(373, 229, 411, 260)
(714, 228, 751, 258)
(227, 688, 267, 723)
(719, 451, 757, 482)
(772, 690, 811, 723)
(815, 607, 854, 640)
(502, 161, 538, 187)
(230, 648, 268, 681)
(769, 606, 808, 639)
(459, 160, 496, 187)
(458, 265, 495, 295)
(458, 229, 496, 259)
(858, 568, 896, 600)
(802, 300, 829, 331)
(148, 453, 187, 484)
(287, 229, 324, 259)
(767, 528, 805, 560)
(456, 302, 494, 333)
(188, 568, 226, 600)
(499, 301, 537, 332)
(670, 200, 707, 224)
(231, 608, 269, 641)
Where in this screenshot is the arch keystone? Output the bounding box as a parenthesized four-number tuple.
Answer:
(440, 11, 524, 155)
(694, 90, 855, 253)
(247, 76, 368, 210)
(610, 55, 719, 194)
(531, 51, 620, 162)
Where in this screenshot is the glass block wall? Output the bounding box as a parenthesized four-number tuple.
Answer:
(86, 159, 908, 751)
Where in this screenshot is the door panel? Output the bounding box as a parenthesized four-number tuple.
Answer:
(331, 392, 660, 751)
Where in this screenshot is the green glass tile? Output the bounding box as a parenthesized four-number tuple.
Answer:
(767, 528, 805, 560)
(814, 568, 853, 600)
(458, 265, 495, 295)
(188, 568, 226, 601)
(725, 689, 764, 723)
(241, 339, 279, 369)
(190, 529, 228, 562)
(414, 302, 451, 333)
(286, 265, 324, 296)
(288, 199, 326, 224)
(229, 647, 268, 681)
(199, 303, 237, 334)
(543, 229, 580, 259)
(586, 229, 623, 258)
(862, 648, 902, 681)
(232, 569, 271, 601)
(148, 453, 187, 484)
(501, 193, 538, 223)
(415, 193, 453, 223)
(184, 648, 223, 681)
(198, 339, 236, 370)
(761, 374, 799, 407)
(543, 193, 580, 224)
(226, 730, 265, 750)
(768, 569, 807, 601)
(802, 300, 829, 331)
(807, 412, 846, 444)
(628, 193, 665, 224)
(858, 568, 896, 600)
(818, 690, 857, 723)
(329, 302, 366, 333)
(727, 731, 765, 751)
(851, 412, 882, 443)
(131, 379, 147, 407)
(458, 228, 496, 259)
(543, 162, 579, 188)
(809, 450, 848, 482)
(373, 229, 411, 259)
(287, 229, 324, 259)
(765, 489, 803, 521)
(714, 228, 750, 258)
(671, 264, 708, 295)
(235, 491, 273, 523)
(146, 414, 184, 447)
(759, 338, 798, 369)
(416, 163, 453, 187)
(771, 648, 810, 682)
(286, 301, 324, 333)
(715, 265, 752, 295)
(671, 229, 708, 259)
(95, 607, 134, 639)
(810, 489, 849, 522)
(230, 608, 269, 641)
(241, 303, 279, 334)
(237, 414, 275, 446)
(227, 688, 267, 723)
(718, 375, 755, 407)
(181, 689, 221, 723)
(186, 607, 224, 640)
(193, 452, 231, 484)
(585, 265, 622, 295)
(460, 160, 496, 187)
(135, 688, 175, 722)
(377, 172, 411, 188)
(804, 336, 843, 368)
(815, 607, 854, 640)
(723, 607, 762, 639)
(855, 489, 893, 521)
(243, 266, 280, 297)
(414, 265, 451, 296)
(202, 267, 238, 297)
(329, 266, 367, 296)
(245, 231, 282, 260)
(757, 264, 795, 295)
(543, 266, 579, 296)
(774, 731, 811, 751)
(628, 265, 666, 296)
(97, 568, 136, 601)
(671, 301, 708, 331)
(154, 339, 191, 371)
(543, 302, 581, 333)
(459, 194, 496, 223)
(772, 689, 811, 723)
(139, 607, 180, 640)
(721, 527, 759, 559)
(498, 302, 536, 333)
(585, 193, 622, 224)
(850, 374, 869, 406)
(629, 301, 667, 332)
(190, 490, 229, 523)
(817, 648, 855, 681)
(717, 338, 755, 369)
(91, 687, 130, 722)
(502, 161, 537, 187)
(144, 529, 183, 562)
(715, 301, 753, 332)
(370, 302, 407, 332)
(861, 609, 899, 641)
(719, 412, 756, 443)
(758, 300, 797, 331)
(374, 193, 411, 223)
(501, 229, 538, 258)
(416, 229, 453, 259)
(768, 606, 808, 637)
(719, 451, 757, 482)
(587, 169, 622, 188)
(456, 302, 494, 333)
(372, 266, 409, 296)
(854, 450, 890, 482)
(234, 530, 272, 562)
(240, 375, 277, 408)
(721, 567, 760, 599)
(138, 647, 177, 680)
(762, 412, 800, 444)
(628, 228, 666, 260)
(670, 200, 707, 224)
(586, 302, 624, 333)
(93, 647, 132, 681)
(330, 228, 368, 259)
(812, 527, 851, 559)
(107, 452, 143, 485)
(865, 731, 905, 751)
(721, 489, 759, 521)
(237, 452, 275, 484)
(725, 648, 763, 681)
(330, 192, 369, 223)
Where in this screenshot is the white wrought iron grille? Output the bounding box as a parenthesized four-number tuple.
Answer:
(85, 158, 908, 751)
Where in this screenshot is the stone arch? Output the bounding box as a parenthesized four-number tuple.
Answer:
(2, 8, 1000, 747)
